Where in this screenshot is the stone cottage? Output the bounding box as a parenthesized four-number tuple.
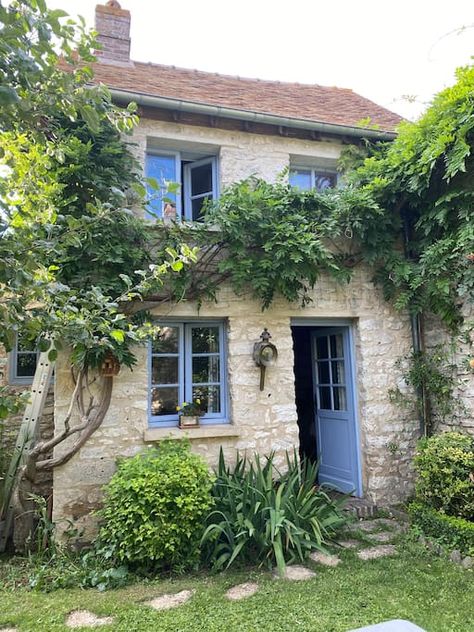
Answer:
(8, 1, 471, 538)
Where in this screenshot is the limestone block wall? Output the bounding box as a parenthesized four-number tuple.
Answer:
(52, 116, 421, 537)
(126, 116, 342, 197)
(424, 304, 474, 435)
(52, 265, 420, 538)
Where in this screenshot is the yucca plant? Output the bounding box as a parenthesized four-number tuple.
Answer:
(201, 449, 347, 576)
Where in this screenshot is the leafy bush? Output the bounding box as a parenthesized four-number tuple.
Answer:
(414, 432, 474, 520)
(27, 545, 130, 593)
(97, 441, 214, 571)
(201, 450, 347, 575)
(408, 502, 474, 556)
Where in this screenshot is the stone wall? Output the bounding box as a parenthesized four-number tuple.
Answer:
(52, 265, 421, 538)
(424, 304, 474, 435)
(52, 117, 422, 538)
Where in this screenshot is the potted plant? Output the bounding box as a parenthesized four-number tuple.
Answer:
(177, 399, 204, 428)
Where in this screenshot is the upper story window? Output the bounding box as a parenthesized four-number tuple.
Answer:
(289, 167, 337, 191)
(9, 335, 39, 384)
(145, 151, 218, 221)
(149, 321, 228, 427)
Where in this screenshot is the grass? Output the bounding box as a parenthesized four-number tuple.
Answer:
(0, 537, 473, 632)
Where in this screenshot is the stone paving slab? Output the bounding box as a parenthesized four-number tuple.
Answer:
(367, 532, 395, 543)
(225, 582, 259, 600)
(309, 551, 341, 567)
(0, 628, 18, 632)
(273, 565, 316, 580)
(66, 611, 114, 628)
(338, 539, 361, 549)
(357, 545, 397, 561)
(145, 589, 194, 611)
(350, 519, 404, 533)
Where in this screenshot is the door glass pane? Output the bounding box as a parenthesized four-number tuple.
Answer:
(152, 356, 178, 385)
(318, 386, 332, 410)
(289, 169, 311, 190)
(146, 154, 177, 218)
(331, 360, 345, 385)
(333, 386, 347, 411)
(192, 356, 220, 384)
(317, 361, 330, 384)
(151, 386, 178, 416)
(152, 326, 179, 353)
(192, 327, 220, 353)
(315, 336, 329, 360)
(192, 385, 221, 414)
(330, 334, 344, 358)
(191, 163, 213, 196)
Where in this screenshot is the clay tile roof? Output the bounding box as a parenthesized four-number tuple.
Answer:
(91, 60, 402, 133)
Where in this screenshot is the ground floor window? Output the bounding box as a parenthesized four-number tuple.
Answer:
(149, 321, 227, 426)
(9, 335, 39, 383)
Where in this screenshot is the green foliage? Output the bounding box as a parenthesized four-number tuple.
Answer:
(152, 177, 384, 309)
(97, 441, 214, 571)
(408, 502, 474, 556)
(414, 432, 474, 521)
(201, 449, 347, 575)
(389, 346, 463, 428)
(347, 64, 474, 327)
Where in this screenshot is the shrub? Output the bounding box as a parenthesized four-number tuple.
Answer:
(408, 502, 474, 556)
(97, 441, 214, 571)
(414, 432, 474, 520)
(201, 449, 347, 575)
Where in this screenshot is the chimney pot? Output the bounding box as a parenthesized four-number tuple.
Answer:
(95, 2, 131, 64)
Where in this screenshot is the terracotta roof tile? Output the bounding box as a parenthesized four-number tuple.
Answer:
(91, 60, 402, 133)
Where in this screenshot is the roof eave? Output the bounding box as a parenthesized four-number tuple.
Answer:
(109, 88, 397, 141)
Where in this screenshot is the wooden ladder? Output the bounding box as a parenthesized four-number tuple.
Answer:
(0, 351, 54, 552)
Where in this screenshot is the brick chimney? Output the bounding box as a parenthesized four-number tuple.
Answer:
(95, 1, 131, 64)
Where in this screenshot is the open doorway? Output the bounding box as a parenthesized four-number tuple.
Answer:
(291, 322, 361, 496)
(292, 326, 317, 463)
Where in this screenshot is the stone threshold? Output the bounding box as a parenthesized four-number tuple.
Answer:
(144, 425, 241, 442)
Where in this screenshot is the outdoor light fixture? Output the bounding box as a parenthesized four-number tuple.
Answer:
(253, 328, 278, 391)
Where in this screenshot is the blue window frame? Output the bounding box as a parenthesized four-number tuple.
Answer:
(149, 321, 228, 426)
(9, 334, 39, 384)
(145, 152, 218, 221)
(289, 166, 337, 191)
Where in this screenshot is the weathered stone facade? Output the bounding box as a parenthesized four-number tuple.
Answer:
(49, 115, 473, 538)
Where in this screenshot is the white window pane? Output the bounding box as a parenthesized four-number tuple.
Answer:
(192, 327, 220, 353)
(151, 386, 179, 416)
(152, 357, 179, 385)
(16, 353, 37, 377)
(152, 326, 179, 353)
(289, 169, 312, 190)
(192, 356, 220, 384)
(314, 172, 336, 191)
(192, 385, 221, 414)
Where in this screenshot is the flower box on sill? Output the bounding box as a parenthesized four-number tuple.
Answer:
(179, 415, 201, 429)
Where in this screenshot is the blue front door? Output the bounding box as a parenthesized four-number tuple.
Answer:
(312, 327, 360, 495)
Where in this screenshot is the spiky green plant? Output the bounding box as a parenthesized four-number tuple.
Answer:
(201, 449, 347, 576)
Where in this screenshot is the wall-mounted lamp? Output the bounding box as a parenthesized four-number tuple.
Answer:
(253, 328, 278, 391)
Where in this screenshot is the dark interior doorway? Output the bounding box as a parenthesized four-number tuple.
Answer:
(291, 326, 317, 462)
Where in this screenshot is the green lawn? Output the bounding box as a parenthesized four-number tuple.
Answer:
(1, 539, 473, 632)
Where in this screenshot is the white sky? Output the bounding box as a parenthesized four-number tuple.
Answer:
(50, 0, 473, 120)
